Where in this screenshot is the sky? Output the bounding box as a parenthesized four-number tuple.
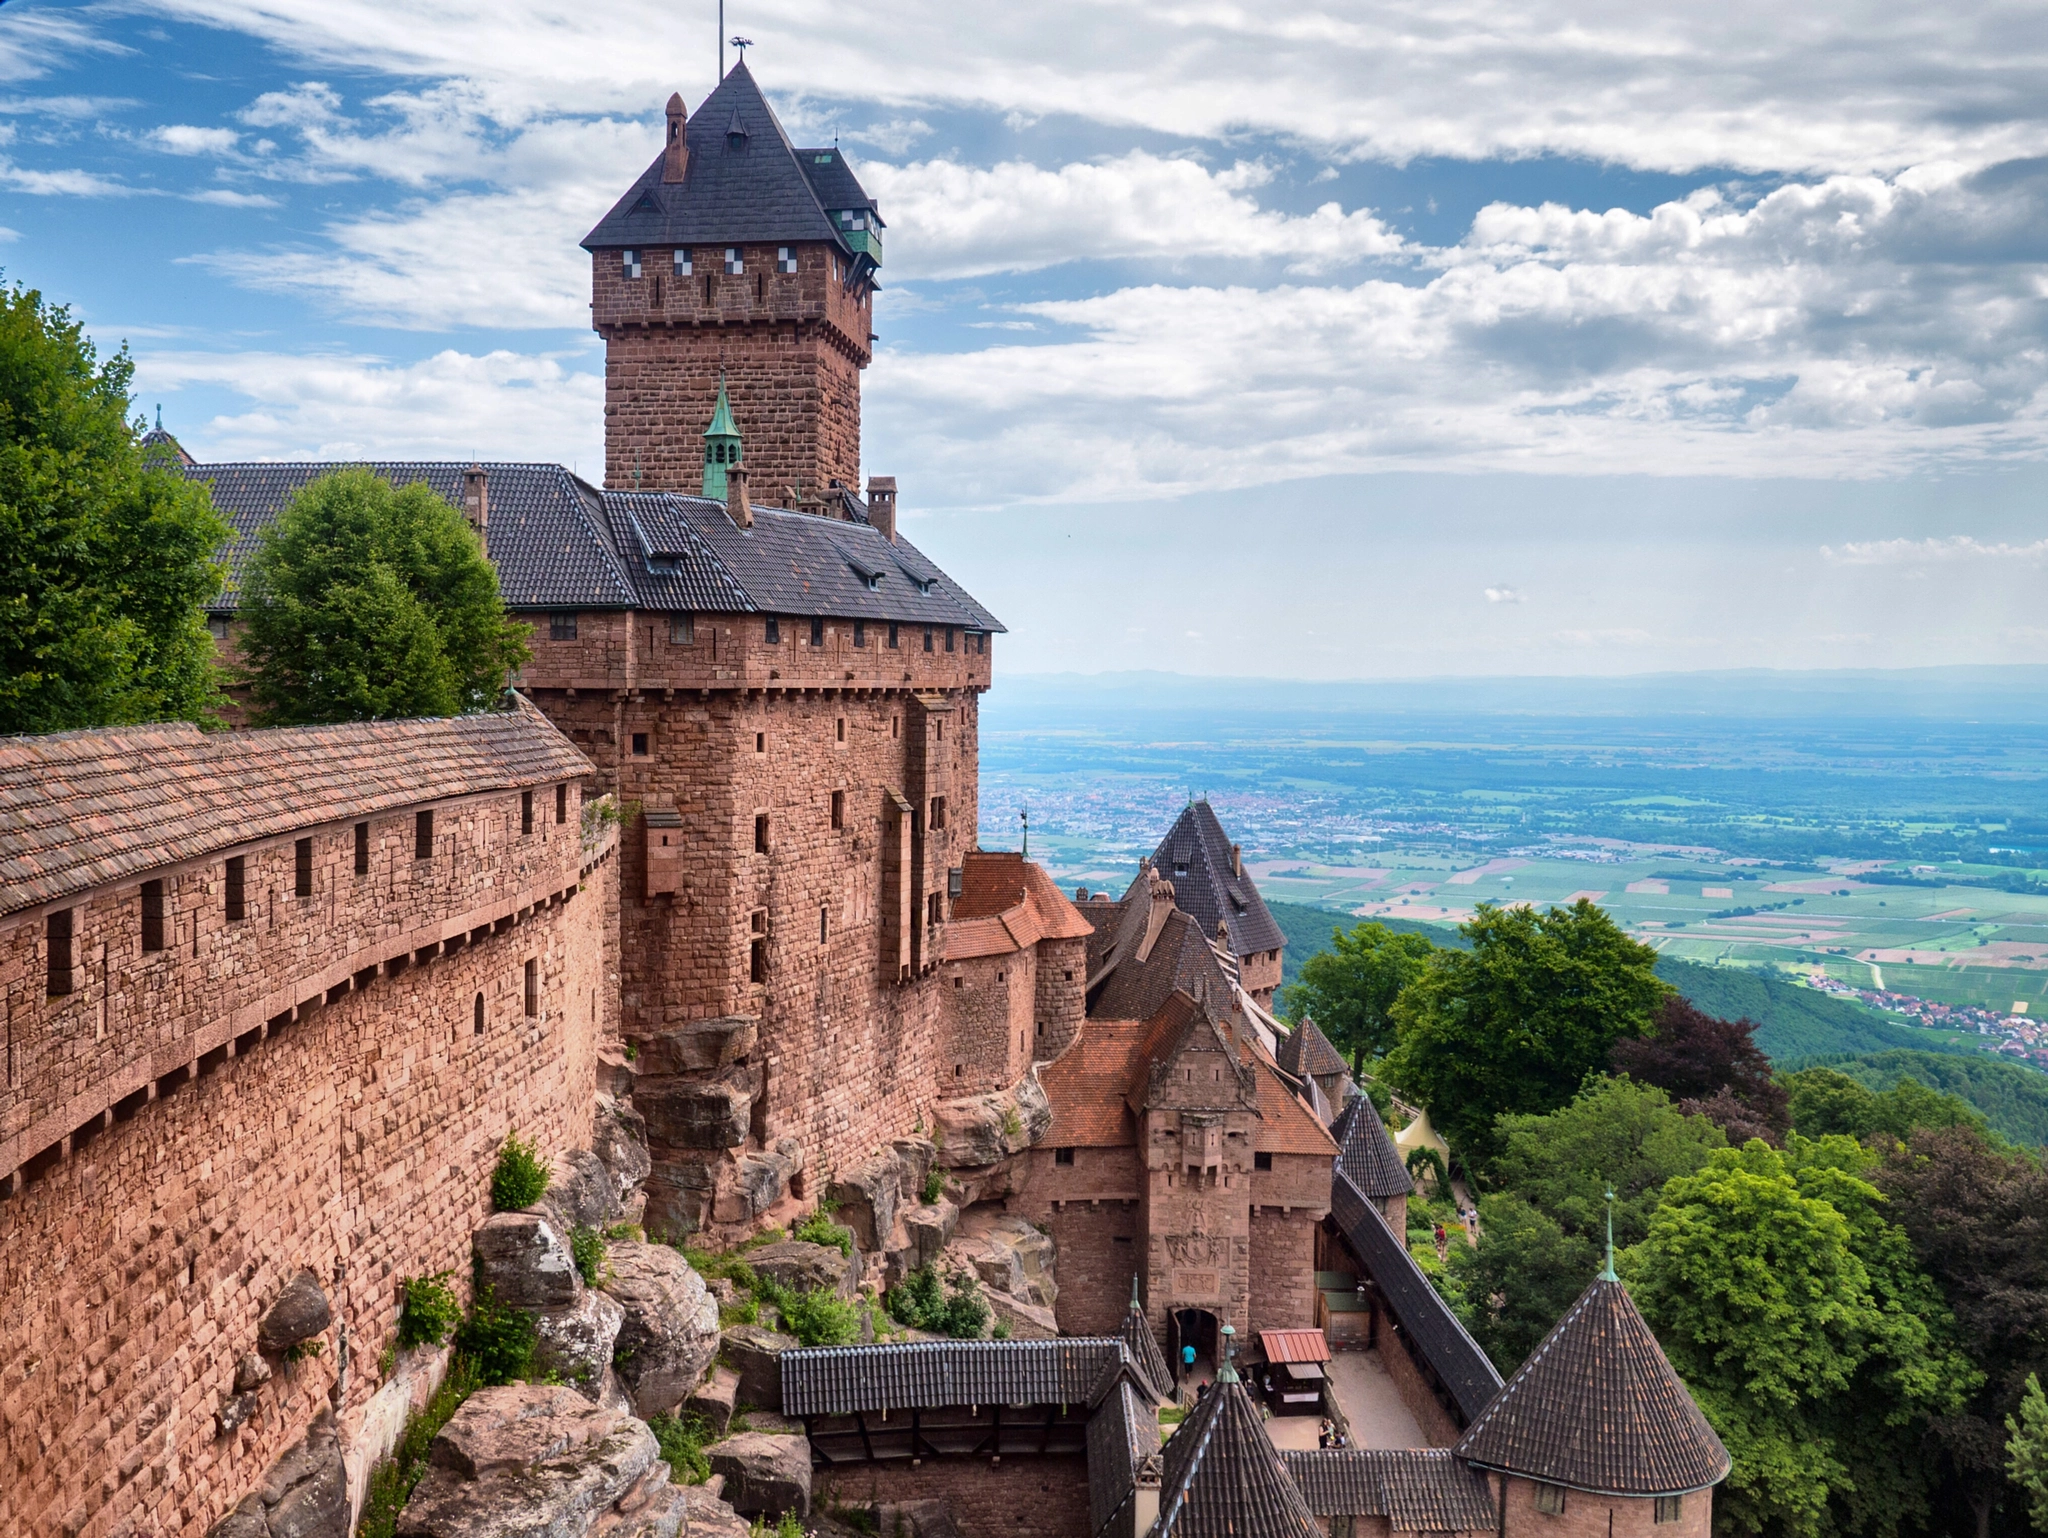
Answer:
(4, 0, 2047, 677)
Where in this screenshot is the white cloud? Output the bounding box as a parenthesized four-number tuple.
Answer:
(150, 124, 240, 155)
(1485, 587, 1522, 603)
(1822, 536, 2048, 565)
(185, 188, 281, 206)
(0, 161, 136, 196)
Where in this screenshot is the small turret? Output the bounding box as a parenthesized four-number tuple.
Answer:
(662, 92, 689, 183)
(702, 375, 742, 498)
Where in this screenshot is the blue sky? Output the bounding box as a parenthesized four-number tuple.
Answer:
(5, 0, 2048, 677)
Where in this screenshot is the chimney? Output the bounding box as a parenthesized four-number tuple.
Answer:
(663, 92, 690, 183)
(727, 463, 752, 529)
(867, 475, 897, 544)
(461, 464, 489, 554)
(1231, 843, 1242, 878)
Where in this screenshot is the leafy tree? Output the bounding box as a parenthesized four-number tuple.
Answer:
(1381, 901, 1668, 1168)
(1492, 1075, 1726, 1249)
(2010, 1374, 2048, 1534)
(0, 282, 228, 731)
(1281, 920, 1437, 1073)
(1632, 1137, 1975, 1538)
(1784, 1066, 1985, 1145)
(1879, 1126, 2048, 1538)
(1447, 1194, 1599, 1375)
(1612, 995, 1790, 1142)
(238, 467, 529, 725)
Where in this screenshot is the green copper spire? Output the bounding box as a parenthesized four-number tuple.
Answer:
(701, 374, 742, 498)
(1216, 1324, 1238, 1384)
(1599, 1185, 1619, 1282)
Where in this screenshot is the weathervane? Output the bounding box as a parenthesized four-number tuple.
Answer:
(1020, 809, 1029, 858)
(1599, 1185, 1619, 1282)
(731, 35, 753, 62)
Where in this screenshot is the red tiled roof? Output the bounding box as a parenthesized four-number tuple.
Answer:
(1040, 1016, 1146, 1146)
(1251, 1053, 1342, 1156)
(948, 850, 1095, 959)
(1259, 1329, 1331, 1365)
(0, 695, 592, 917)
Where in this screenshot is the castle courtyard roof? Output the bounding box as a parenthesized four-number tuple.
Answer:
(1151, 801, 1285, 960)
(1280, 1449, 1498, 1533)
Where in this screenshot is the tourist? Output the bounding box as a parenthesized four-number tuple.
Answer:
(1319, 1419, 1333, 1449)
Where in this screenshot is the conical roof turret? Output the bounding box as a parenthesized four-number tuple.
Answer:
(1332, 1097, 1413, 1200)
(1120, 1280, 1172, 1403)
(1452, 1275, 1729, 1497)
(1151, 1359, 1321, 1538)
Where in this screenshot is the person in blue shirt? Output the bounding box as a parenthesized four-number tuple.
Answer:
(1182, 1343, 1197, 1373)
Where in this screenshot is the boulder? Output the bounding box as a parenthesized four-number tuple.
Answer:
(634, 1015, 758, 1076)
(602, 1241, 720, 1417)
(534, 1148, 623, 1240)
(932, 1076, 1052, 1169)
(531, 1288, 626, 1401)
(706, 1431, 811, 1519)
(593, 1094, 653, 1204)
(596, 1048, 636, 1100)
(722, 1147, 796, 1224)
(686, 1366, 741, 1436)
(747, 1240, 859, 1299)
(641, 1154, 719, 1242)
(215, 1390, 260, 1438)
(638, 1080, 751, 1150)
(984, 1215, 1058, 1308)
(206, 1408, 347, 1538)
(473, 1212, 581, 1310)
(257, 1270, 332, 1356)
(984, 1288, 1059, 1340)
(892, 1136, 938, 1202)
(395, 1384, 685, 1538)
(902, 1200, 958, 1270)
(234, 1352, 273, 1393)
(826, 1153, 900, 1252)
(682, 1484, 754, 1538)
(721, 1325, 797, 1414)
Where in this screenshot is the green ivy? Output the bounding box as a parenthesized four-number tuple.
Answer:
(490, 1130, 550, 1213)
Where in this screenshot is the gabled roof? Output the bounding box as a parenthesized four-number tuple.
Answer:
(582, 63, 866, 254)
(0, 695, 591, 918)
(1087, 1375, 1155, 1537)
(1332, 1098, 1415, 1201)
(1089, 904, 1238, 1024)
(1280, 1449, 1498, 1532)
(947, 851, 1096, 959)
(1120, 1290, 1173, 1402)
(1153, 1372, 1323, 1538)
(1331, 1174, 1501, 1424)
(779, 1338, 1125, 1417)
(1276, 1015, 1349, 1080)
(1452, 1279, 1730, 1497)
(1039, 1015, 1144, 1147)
(1249, 1053, 1341, 1157)
(1151, 801, 1285, 959)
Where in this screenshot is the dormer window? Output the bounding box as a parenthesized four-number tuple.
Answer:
(839, 209, 866, 232)
(725, 248, 744, 275)
(777, 247, 797, 274)
(674, 248, 693, 276)
(622, 249, 642, 279)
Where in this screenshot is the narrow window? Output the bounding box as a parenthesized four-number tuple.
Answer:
(750, 937, 767, 983)
(46, 908, 74, 996)
(725, 247, 743, 275)
(891, 717, 899, 740)
(930, 796, 947, 830)
(887, 622, 899, 649)
(1533, 1484, 1566, 1517)
(755, 732, 766, 754)
(416, 810, 434, 860)
(632, 732, 649, 756)
(523, 958, 539, 1017)
(830, 790, 844, 829)
(977, 632, 987, 655)
(141, 880, 165, 953)
(819, 905, 829, 945)
(522, 790, 534, 835)
(954, 976, 964, 990)
(1055, 1147, 1075, 1166)
(670, 613, 695, 645)
(927, 892, 942, 926)
(945, 626, 956, 653)
(853, 620, 866, 648)
(622, 249, 641, 278)
(550, 612, 578, 641)
(225, 856, 246, 921)
(765, 617, 780, 644)
(754, 814, 769, 853)
(778, 246, 797, 273)
(207, 614, 230, 641)
(294, 837, 312, 898)
(1654, 1497, 1683, 1525)
(1254, 1151, 1274, 1171)
(704, 272, 714, 304)
(810, 616, 824, 646)
(555, 784, 568, 824)
(835, 717, 846, 743)
(756, 271, 764, 302)
(473, 992, 485, 1034)
(355, 821, 369, 874)
(673, 247, 693, 276)
(923, 626, 934, 653)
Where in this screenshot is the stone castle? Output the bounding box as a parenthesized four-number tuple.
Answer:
(0, 61, 1729, 1538)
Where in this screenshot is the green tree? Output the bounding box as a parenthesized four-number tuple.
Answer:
(1447, 1194, 1599, 1375)
(1281, 920, 1438, 1073)
(1784, 1065, 1985, 1145)
(1492, 1075, 1726, 1249)
(0, 282, 227, 731)
(1381, 901, 1668, 1168)
(238, 467, 529, 724)
(2010, 1374, 2048, 1534)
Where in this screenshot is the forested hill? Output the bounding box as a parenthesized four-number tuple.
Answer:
(1787, 1049, 2048, 1147)
(1650, 955, 1941, 1060)
(1267, 900, 1465, 989)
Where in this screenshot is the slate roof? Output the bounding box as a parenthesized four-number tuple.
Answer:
(1153, 1372, 1323, 1538)
(1452, 1278, 1730, 1497)
(185, 462, 1002, 629)
(779, 1338, 1125, 1417)
(1280, 1450, 1498, 1533)
(1332, 1098, 1415, 1201)
(1088, 904, 1237, 1023)
(1276, 1015, 1349, 1080)
(1331, 1173, 1502, 1424)
(0, 695, 591, 918)
(1152, 801, 1285, 959)
(583, 62, 873, 254)
(1120, 1290, 1174, 1402)
(1086, 1376, 1154, 1537)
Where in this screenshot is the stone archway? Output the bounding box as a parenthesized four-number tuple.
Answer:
(1170, 1307, 1221, 1384)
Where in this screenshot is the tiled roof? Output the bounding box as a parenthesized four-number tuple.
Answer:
(1086, 1375, 1152, 1536)
(1332, 1099, 1415, 1201)
(947, 851, 1096, 959)
(1154, 1373, 1323, 1538)
(1040, 1016, 1144, 1147)
(582, 63, 861, 254)
(1152, 801, 1285, 959)
(1258, 1330, 1331, 1365)
(185, 462, 1002, 629)
(1280, 1450, 1498, 1532)
(1276, 1015, 1349, 1080)
(1251, 1055, 1341, 1157)
(1089, 906, 1236, 1024)
(1332, 1173, 1501, 1424)
(1452, 1279, 1730, 1497)
(0, 695, 591, 917)
(779, 1338, 1125, 1417)
(1121, 1292, 1174, 1403)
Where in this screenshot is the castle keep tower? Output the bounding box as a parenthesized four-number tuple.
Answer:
(584, 64, 881, 501)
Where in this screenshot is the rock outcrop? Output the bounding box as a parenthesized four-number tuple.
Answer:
(205, 1409, 347, 1538)
(720, 1325, 798, 1413)
(256, 1271, 332, 1356)
(932, 1074, 1052, 1169)
(602, 1240, 720, 1417)
(747, 1239, 859, 1298)
(472, 1213, 580, 1310)
(707, 1431, 811, 1518)
(593, 1093, 653, 1215)
(532, 1288, 627, 1402)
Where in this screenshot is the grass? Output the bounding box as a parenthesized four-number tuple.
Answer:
(357, 1357, 479, 1538)
(647, 1410, 716, 1484)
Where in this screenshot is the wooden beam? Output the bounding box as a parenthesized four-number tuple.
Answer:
(855, 1410, 875, 1463)
(1038, 1405, 1057, 1455)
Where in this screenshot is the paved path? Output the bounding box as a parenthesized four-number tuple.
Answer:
(1326, 1350, 1428, 1449)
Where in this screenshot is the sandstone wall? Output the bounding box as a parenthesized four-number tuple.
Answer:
(1247, 1206, 1319, 1340)
(1499, 1473, 1710, 1538)
(813, 1453, 1092, 1538)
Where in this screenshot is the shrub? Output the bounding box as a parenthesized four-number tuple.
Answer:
(396, 1271, 462, 1350)
(357, 1357, 478, 1538)
(456, 1286, 538, 1386)
(921, 1169, 944, 1205)
(886, 1265, 988, 1338)
(991, 1315, 1011, 1340)
(491, 1130, 550, 1213)
(570, 1225, 608, 1288)
(792, 1209, 854, 1257)
(719, 1297, 760, 1328)
(748, 1514, 805, 1538)
(647, 1411, 715, 1485)
(940, 1275, 989, 1339)
(776, 1286, 861, 1348)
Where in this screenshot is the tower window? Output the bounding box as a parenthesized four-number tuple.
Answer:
(725, 247, 744, 275)
(524, 958, 539, 1017)
(555, 785, 568, 824)
(208, 615, 229, 641)
(225, 855, 246, 921)
(622, 249, 641, 279)
(888, 622, 899, 650)
(755, 732, 766, 754)
(46, 908, 74, 996)
(754, 814, 770, 853)
(778, 246, 797, 274)
(522, 790, 534, 834)
(1055, 1147, 1075, 1166)
(674, 248, 692, 276)
(294, 837, 312, 898)
(810, 617, 824, 646)
(1533, 1484, 1566, 1517)
(670, 613, 695, 645)
(1654, 1497, 1683, 1524)
(141, 879, 165, 953)
(835, 717, 846, 743)
(416, 810, 434, 859)
(355, 820, 370, 873)
(765, 617, 781, 644)
(632, 732, 649, 756)
(819, 905, 829, 945)
(751, 937, 767, 983)
(831, 790, 844, 828)
(930, 797, 947, 830)
(474, 992, 485, 1034)
(945, 627, 956, 653)
(1254, 1151, 1274, 1171)
(550, 612, 578, 641)
(853, 620, 866, 648)
(923, 626, 934, 653)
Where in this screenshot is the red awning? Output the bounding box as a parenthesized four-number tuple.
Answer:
(1259, 1328, 1332, 1364)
